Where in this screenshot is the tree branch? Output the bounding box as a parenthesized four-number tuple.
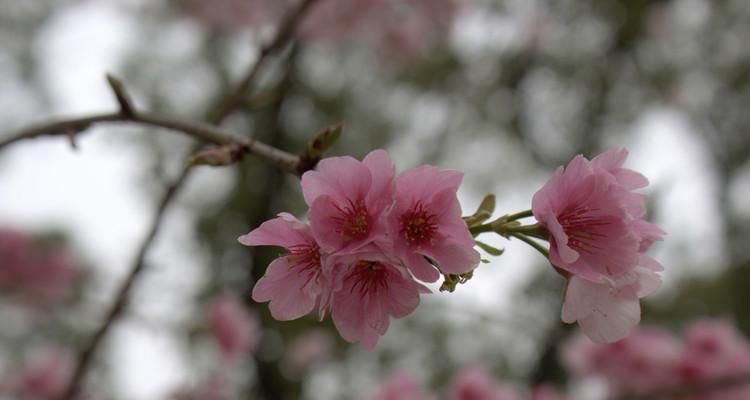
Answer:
(0, 111, 300, 175)
(209, 0, 320, 123)
(58, 1, 323, 398)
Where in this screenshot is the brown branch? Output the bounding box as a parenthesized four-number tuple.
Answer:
(0, 111, 300, 175)
(209, 0, 320, 123)
(58, 1, 323, 398)
(612, 372, 750, 400)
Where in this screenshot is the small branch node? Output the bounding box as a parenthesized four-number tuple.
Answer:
(105, 74, 136, 118)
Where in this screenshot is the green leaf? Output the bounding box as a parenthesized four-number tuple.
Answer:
(475, 240, 505, 256)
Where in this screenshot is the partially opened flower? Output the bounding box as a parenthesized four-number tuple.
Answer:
(329, 250, 424, 349)
(301, 149, 395, 255)
(238, 213, 330, 321)
(388, 165, 480, 282)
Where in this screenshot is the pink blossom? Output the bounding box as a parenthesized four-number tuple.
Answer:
(533, 149, 663, 342)
(562, 328, 683, 394)
(208, 295, 260, 360)
(532, 149, 663, 282)
(3, 347, 73, 400)
(182, 0, 274, 30)
(239, 213, 330, 321)
(560, 256, 663, 343)
(447, 366, 522, 400)
(0, 229, 78, 306)
(676, 319, 750, 399)
(531, 384, 569, 400)
(387, 165, 480, 282)
(301, 149, 395, 255)
(283, 329, 334, 372)
(369, 372, 434, 400)
(329, 251, 423, 349)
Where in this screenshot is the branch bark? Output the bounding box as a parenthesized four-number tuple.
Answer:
(0, 111, 300, 174)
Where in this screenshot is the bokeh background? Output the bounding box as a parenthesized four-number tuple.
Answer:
(1, 0, 749, 398)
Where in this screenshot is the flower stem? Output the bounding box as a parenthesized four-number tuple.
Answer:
(505, 209, 533, 221)
(508, 233, 550, 259)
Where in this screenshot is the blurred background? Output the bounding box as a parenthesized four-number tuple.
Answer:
(0, 0, 749, 398)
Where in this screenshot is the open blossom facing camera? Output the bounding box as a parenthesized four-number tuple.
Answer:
(240, 149, 476, 348)
(532, 149, 664, 343)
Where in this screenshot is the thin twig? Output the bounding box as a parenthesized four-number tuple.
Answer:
(59, 1, 322, 398)
(0, 111, 299, 174)
(210, 0, 320, 122)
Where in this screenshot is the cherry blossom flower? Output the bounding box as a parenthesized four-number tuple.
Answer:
(447, 366, 522, 400)
(301, 149, 395, 255)
(0, 229, 78, 306)
(562, 328, 683, 394)
(208, 295, 260, 361)
(329, 250, 424, 349)
(238, 213, 330, 321)
(533, 149, 664, 342)
(2, 347, 74, 400)
(369, 372, 434, 400)
(387, 165, 480, 282)
(532, 150, 659, 282)
(562, 319, 750, 399)
(283, 329, 334, 372)
(182, 0, 273, 30)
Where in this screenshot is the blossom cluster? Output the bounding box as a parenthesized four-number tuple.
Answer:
(239, 149, 480, 349)
(0, 229, 78, 307)
(370, 367, 568, 400)
(532, 149, 664, 343)
(563, 319, 750, 399)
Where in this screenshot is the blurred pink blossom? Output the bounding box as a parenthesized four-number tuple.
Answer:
(447, 366, 522, 400)
(284, 329, 334, 371)
(208, 294, 260, 360)
(182, 0, 274, 30)
(562, 319, 750, 398)
(369, 371, 434, 400)
(2, 347, 74, 400)
(0, 229, 78, 306)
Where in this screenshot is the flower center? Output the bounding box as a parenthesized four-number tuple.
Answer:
(287, 241, 322, 289)
(334, 199, 370, 239)
(399, 201, 437, 246)
(558, 205, 609, 254)
(349, 261, 388, 295)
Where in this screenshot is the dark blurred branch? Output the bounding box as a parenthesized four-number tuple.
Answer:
(59, 0, 323, 398)
(0, 111, 300, 174)
(613, 373, 750, 400)
(209, 0, 321, 122)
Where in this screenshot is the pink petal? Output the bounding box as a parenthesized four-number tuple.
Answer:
(238, 213, 308, 248)
(300, 154, 372, 206)
(402, 252, 440, 282)
(308, 195, 350, 253)
(363, 149, 396, 213)
(251, 258, 317, 321)
(420, 243, 480, 275)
